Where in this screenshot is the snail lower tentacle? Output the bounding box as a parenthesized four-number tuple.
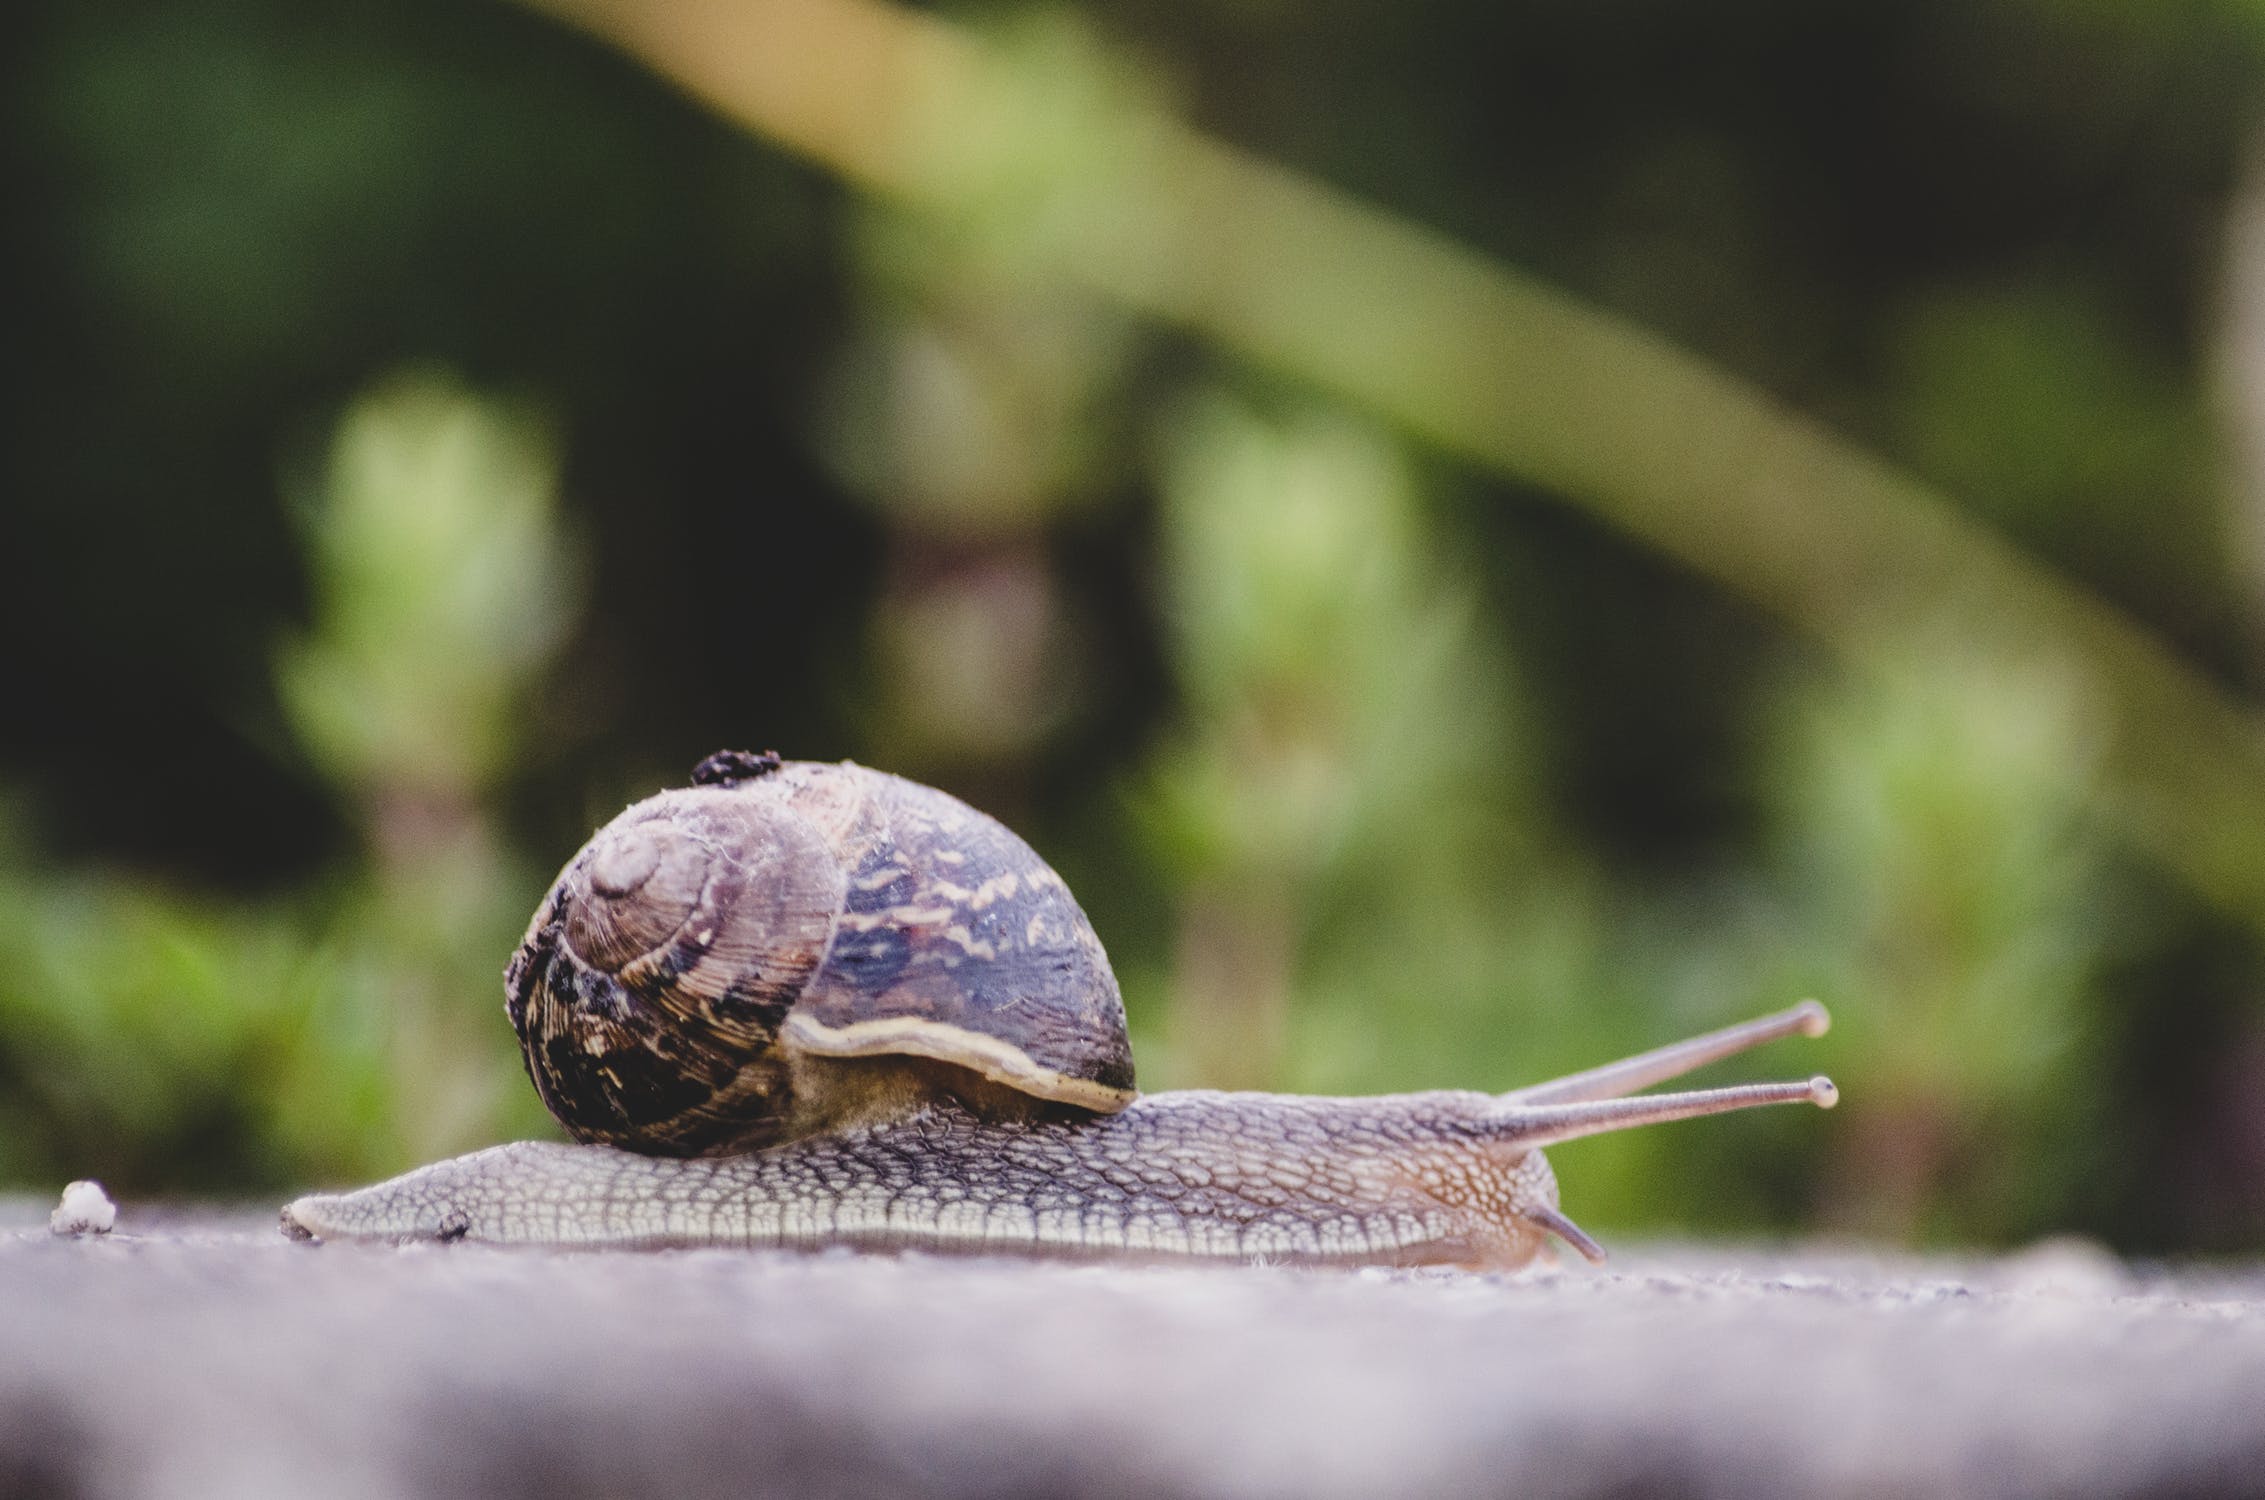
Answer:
(282, 1091, 1575, 1269)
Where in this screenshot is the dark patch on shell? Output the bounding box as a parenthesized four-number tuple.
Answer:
(817, 921, 914, 995)
(534, 1027, 725, 1150)
(516, 929, 797, 1156)
(503, 919, 562, 1036)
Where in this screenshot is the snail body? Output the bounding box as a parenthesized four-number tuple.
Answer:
(283, 753, 1836, 1269)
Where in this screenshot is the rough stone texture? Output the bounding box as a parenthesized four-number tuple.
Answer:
(2, 1200, 2261, 1500)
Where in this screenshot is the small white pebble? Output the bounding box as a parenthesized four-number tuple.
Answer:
(50, 1179, 117, 1237)
(1996, 1236, 2129, 1299)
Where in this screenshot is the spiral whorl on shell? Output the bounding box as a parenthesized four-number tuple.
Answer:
(504, 753, 1136, 1156)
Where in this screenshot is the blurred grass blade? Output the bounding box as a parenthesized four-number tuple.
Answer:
(523, 0, 2265, 932)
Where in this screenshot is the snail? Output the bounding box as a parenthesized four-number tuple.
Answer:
(281, 751, 1836, 1269)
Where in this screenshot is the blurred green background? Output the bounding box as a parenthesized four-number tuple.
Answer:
(5, 0, 2265, 1255)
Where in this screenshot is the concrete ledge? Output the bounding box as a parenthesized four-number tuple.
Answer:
(3, 1210, 2261, 1499)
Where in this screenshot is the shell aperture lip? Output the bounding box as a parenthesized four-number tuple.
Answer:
(783, 1011, 1136, 1112)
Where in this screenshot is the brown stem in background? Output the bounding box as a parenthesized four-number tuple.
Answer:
(869, 534, 1071, 800)
(1171, 880, 1295, 1090)
(522, 0, 2265, 940)
(1819, 1094, 1953, 1243)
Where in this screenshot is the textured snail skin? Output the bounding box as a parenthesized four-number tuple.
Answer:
(283, 1091, 1565, 1267)
(280, 1075, 1836, 1269)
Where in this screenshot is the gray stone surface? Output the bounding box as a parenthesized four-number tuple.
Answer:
(2, 1199, 2262, 1500)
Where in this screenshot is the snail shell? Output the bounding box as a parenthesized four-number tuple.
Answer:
(504, 751, 1135, 1156)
